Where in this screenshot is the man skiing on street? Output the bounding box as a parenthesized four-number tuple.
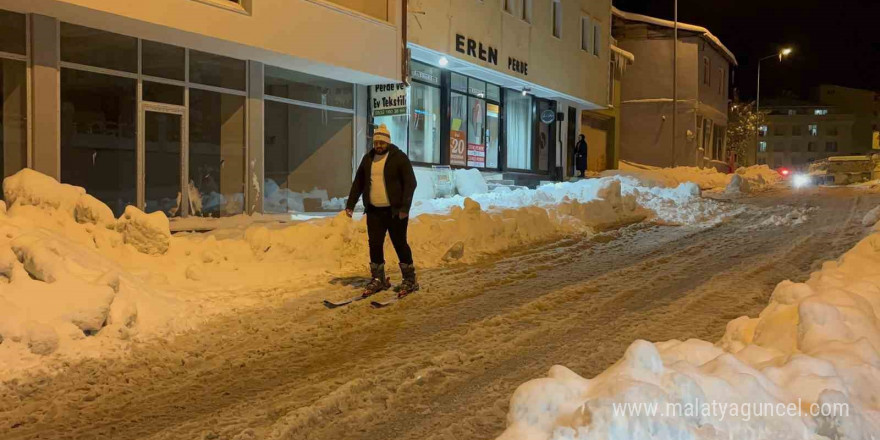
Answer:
(345, 124, 419, 298)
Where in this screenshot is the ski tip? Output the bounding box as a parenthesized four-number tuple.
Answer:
(370, 301, 387, 308)
(323, 299, 347, 309)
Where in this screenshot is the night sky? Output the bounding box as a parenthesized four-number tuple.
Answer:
(613, 0, 880, 102)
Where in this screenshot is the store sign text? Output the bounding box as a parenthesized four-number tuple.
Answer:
(372, 83, 407, 116)
(508, 57, 528, 76)
(455, 34, 498, 66)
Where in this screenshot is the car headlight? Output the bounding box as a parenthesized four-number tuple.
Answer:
(792, 174, 811, 188)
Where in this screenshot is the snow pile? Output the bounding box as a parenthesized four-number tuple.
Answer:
(754, 207, 813, 228)
(454, 168, 490, 197)
(603, 161, 782, 194)
(116, 206, 171, 255)
(863, 205, 880, 227)
(497, 221, 880, 439)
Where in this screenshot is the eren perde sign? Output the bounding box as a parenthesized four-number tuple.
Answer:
(454, 34, 528, 76)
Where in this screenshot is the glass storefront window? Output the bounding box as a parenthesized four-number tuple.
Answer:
(467, 96, 486, 167)
(411, 62, 441, 87)
(143, 81, 184, 106)
(189, 89, 246, 217)
(450, 92, 468, 166)
(60, 23, 138, 73)
(486, 103, 500, 169)
(505, 89, 533, 170)
(265, 65, 353, 109)
(486, 84, 501, 102)
(0, 9, 26, 55)
(408, 83, 441, 164)
(1, 58, 27, 190)
(451, 73, 468, 93)
(189, 50, 246, 91)
(144, 112, 183, 216)
(264, 101, 353, 213)
(468, 78, 486, 98)
(141, 40, 185, 81)
(60, 69, 137, 216)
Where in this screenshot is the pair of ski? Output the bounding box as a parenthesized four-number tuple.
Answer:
(323, 280, 415, 309)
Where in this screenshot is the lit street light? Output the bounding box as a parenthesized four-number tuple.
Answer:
(754, 47, 793, 164)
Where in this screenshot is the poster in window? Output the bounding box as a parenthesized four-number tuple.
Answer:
(372, 83, 407, 116)
(450, 130, 467, 166)
(467, 143, 486, 168)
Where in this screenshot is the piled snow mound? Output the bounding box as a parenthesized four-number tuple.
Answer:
(603, 161, 782, 193)
(497, 222, 880, 439)
(454, 168, 489, 197)
(3, 168, 116, 227)
(116, 206, 171, 255)
(862, 205, 880, 227)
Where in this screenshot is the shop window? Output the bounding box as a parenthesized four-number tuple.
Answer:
(143, 81, 184, 106)
(506, 89, 533, 170)
(467, 96, 486, 167)
(60, 69, 137, 216)
(189, 49, 246, 91)
(408, 83, 441, 164)
(551, 0, 562, 39)
(144, 112, 183, 216)
(264, 100, 353, 213)
(142, 40, 185, 81)
(451, 73, 468, 94)
(410, 62, 442, 87)
(469, 78, 487, 98)
(265, 65, 354, 109)
(189, 89, 246, 217)
(486, 103, 500, 169)
(486, 84, 501, 102)
(60, 23, 138, 73)
(0, 9, 26, 55)
(0, 58, 27, 190)
(450, 92, 468, 166)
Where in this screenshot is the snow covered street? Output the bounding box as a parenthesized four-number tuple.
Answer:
(2, 186, 878, 440)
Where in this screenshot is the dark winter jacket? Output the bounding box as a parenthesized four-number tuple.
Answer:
(575, 139, 588, 171)
(346, 144, 418, 216)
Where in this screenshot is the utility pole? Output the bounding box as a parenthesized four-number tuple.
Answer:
(671, 0, 678, 167)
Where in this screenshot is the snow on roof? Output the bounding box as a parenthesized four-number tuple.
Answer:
(610, 45, 635, 63)
(612, 7, 737, 66)
(828, 155, 872, 162)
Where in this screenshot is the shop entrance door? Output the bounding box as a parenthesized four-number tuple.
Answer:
(139, 103, 188, 217)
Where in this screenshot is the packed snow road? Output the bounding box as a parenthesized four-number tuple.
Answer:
(2, 187, 878, 440)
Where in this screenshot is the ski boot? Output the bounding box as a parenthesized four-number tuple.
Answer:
(396, 263, 420, 298)
(362, 263, 391, 298)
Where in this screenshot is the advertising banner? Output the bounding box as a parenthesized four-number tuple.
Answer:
(450, 130, 467, 166)
(372, 84, 407, 116)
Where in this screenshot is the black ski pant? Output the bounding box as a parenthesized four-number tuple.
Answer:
(366, 206, 413, 265)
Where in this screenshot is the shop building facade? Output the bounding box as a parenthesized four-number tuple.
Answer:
(0, 0, 404, 217)
(373, 0, 613, 186)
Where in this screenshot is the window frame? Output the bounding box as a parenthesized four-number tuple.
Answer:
(551, 0, 562, 39)
(592, 20, 601, 57)
(702, 57, 711, 86)
(502, 0, 514, 15)
(717, 67, 724, 95)
(520, 0, 532, 23)
(451, 72, 503, 171)
(580, 17, 591, 52)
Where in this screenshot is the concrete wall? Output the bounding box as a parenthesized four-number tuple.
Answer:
(761, 113, 858, 168)
(617, 36, 698, 103)
(818, 85, 876, 151)
(1, 0, 403, 84)
(620, 101, 696, 168)
(408, 0, 611, 106)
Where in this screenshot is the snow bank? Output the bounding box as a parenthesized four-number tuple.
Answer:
(454, 168, 490, 198)
(0, 168, 735, 375)
(603, 161, 782, 194)
(497, 220, 880, 439)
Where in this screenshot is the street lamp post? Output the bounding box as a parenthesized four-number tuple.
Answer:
(754, 47, 792, 165)
(672, 0, 678, 167)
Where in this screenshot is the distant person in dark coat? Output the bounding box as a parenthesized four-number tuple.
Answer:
(574, 134, 588, 178)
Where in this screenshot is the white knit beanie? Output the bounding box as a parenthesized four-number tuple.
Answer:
(373, 124, 391, 144)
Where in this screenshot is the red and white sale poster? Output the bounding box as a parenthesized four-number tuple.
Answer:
(450, 130, 467, 166)
(467, 143, 486, 168)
